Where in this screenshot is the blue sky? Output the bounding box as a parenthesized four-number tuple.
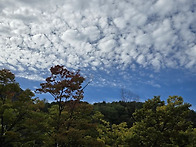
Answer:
(0, 0, 196, 109)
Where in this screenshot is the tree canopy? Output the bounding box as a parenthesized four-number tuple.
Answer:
(0, 69, 46, 146)
(0, 67, 196, 147)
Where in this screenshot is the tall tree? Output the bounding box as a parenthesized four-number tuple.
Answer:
(36, 65, 85, 146)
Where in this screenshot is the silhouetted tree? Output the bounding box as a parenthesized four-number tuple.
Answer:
(121, 88, 140, 102)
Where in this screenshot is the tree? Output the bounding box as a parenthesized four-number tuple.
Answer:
(36, 65, 85, 146)
(93, 101, 143, 127)
(121, 88, 140, 102)
(97, 120, 129, 146)
(127, 96, 194, 147)
(0, 69, 46, 146)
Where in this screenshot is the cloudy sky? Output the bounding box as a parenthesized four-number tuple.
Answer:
(0, 0, 196, 108)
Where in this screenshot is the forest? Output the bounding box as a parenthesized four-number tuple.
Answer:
(0, 65, 196, 147)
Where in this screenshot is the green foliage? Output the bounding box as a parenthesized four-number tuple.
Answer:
(0, 69, 48, 146)
(44, 102, 103, 146)
(127, 96, 194, 147)
(97, 120, 130, 146)
(1, 68, 196, 146)
(93, 101, 143, 127)
(188, 110, 196, 128)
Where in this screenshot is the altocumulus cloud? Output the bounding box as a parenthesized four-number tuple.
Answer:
(0, 0, 196, 87)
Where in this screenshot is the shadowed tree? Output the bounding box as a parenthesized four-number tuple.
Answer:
(0, 69, 47, 147)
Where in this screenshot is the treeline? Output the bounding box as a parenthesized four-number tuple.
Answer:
(1, 66, 196, 147)
(94, 101, 196, 128)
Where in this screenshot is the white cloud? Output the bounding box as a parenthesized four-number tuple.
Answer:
(0, 0, 195, 87)
(82, 26, 100, 42)
(113, 17, 127, 29)
(137, 54, 146, 66)
(185, 45, 196, 68)
(189, 45, 196, 56)
(98, 38, 116, 53)
(154, 0, 176, 16)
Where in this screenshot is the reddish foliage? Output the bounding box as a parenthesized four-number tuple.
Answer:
(36, 65, 85, 101)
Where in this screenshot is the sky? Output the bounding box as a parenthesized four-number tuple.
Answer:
(0, 0, 196, 109)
